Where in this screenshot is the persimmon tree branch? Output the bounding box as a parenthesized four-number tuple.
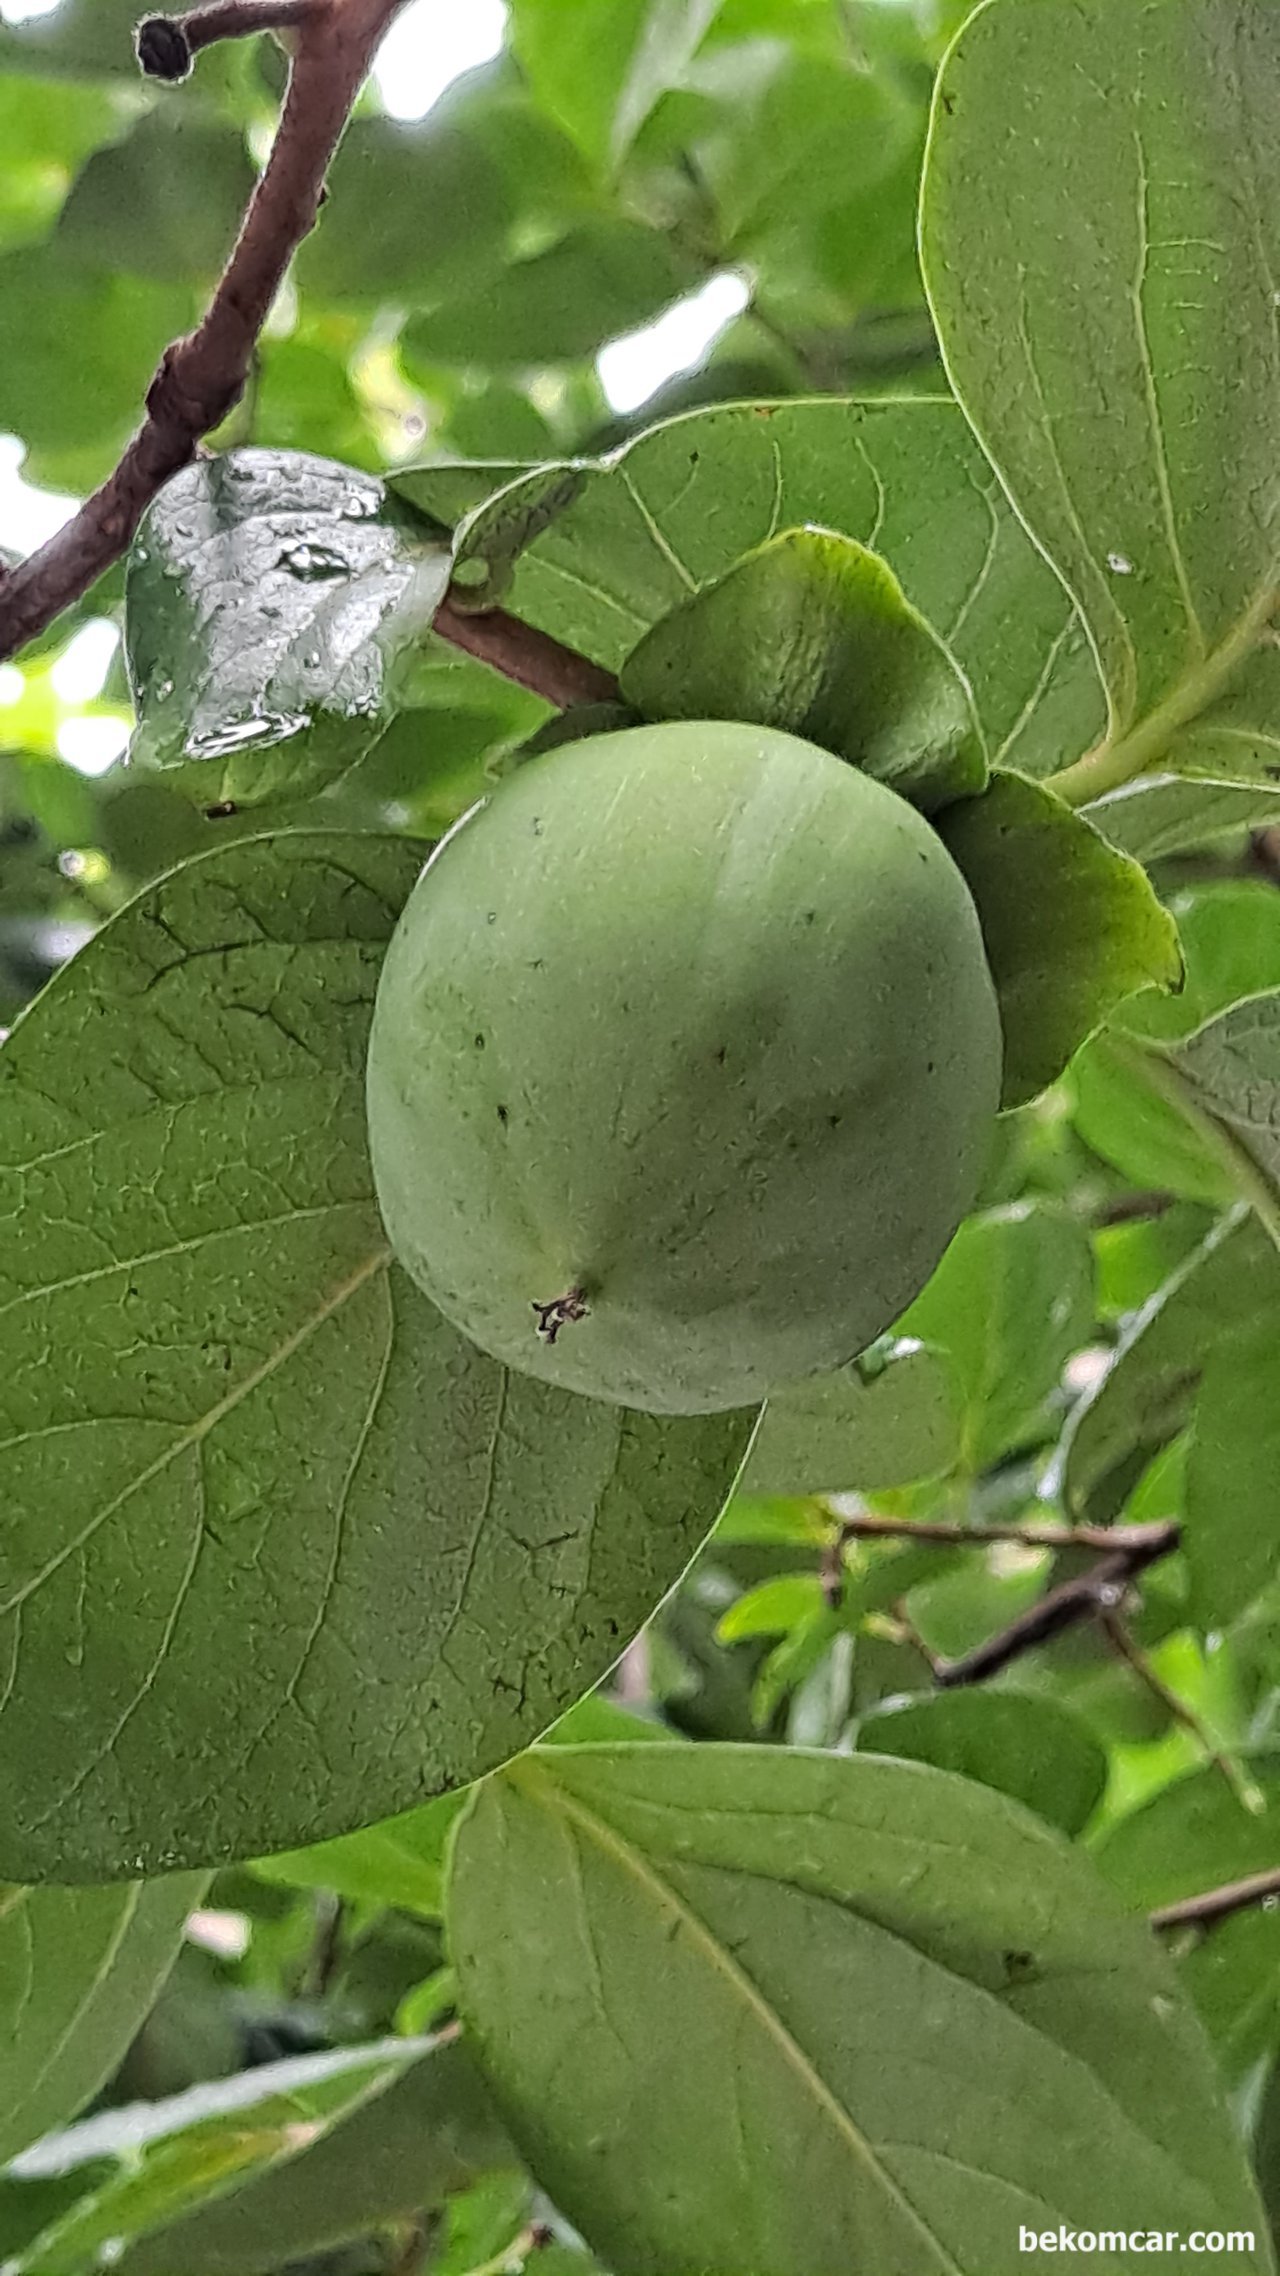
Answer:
(0, 0, 405, 661)
(1150, 1866, 1280, 1936)
(0, 0, 627, 715)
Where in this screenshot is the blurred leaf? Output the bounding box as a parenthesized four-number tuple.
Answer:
(126, 449, 450, 806)
(856, 1690, 1108, 1837)
(716, 1572, 825, 1644)
(0, 244, 190, 483)
(1185, 1322, 1280, 1628)
(0, 0, 143, 77)
(621, 529, 986, 812)
(9, 2035, 508, 2276)
(0, 1878, 201, 2164)
(938, 772, 1181, 1108)
(1064, 1208, 1280, 1524)
(392, 397, 1106, 776)
(297, 115, 514, 306)
(404, 219, 696, 370)
(922, 0, 1280, 791)
(1166, 988, 1280, 1226)
(450, 1744, 1270, 2274)
(742, 1341, 958, 1497)
(55, 112, 255, 283)
(511, 0, 723, 173)
(899, 1203, 1095, 1472)
(1098, 1757, 1280, 1907)
(0, 74, 116, 255)
(0, 832, 752, 1878)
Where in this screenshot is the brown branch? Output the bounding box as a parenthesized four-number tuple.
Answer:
(0, 0, 411, 660)
(432, 597, 620, 709)
(881, 1522, 1180, 1690)
(838, 1514, 1178, 1559)
(1150, 1866, 1280, 1936)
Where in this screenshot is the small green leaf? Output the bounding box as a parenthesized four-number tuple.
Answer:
(855, 1691, 1108, 1837)
(449, 1744, 1272, 2275)
(1063, 1208, 1280, 1523)
(620, 529, 986, 813)
(921, 0, 1280, 802)
(715, 1573, 826, 1645)
(937, 771, 1182, 1108)
(509, 0, 722, 174)
(1169, 989, 1280, 1225)
(1098, 1755, 1280, 1911)
(899, 1203, 1095, 1473)
(0, 1877, 202, 2164)
(404, 219, 697, 371)
(0, 832, 752, 1878)
(742, 1341, 958, 1498)
(125, 449, 452, 807)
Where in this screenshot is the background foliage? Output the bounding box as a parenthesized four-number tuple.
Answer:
(2, 0, 1280, 2271)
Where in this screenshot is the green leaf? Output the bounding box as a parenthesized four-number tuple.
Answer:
(296, 115, 516, 307)
(1063, 1208, 1280, 1523)
(741, 1340, 958, 1497)
(125, 449, 452, 807)
(248, 1696, 665, 1920)
(921, 0, 1280, 801)
(449, 1744, 1271, 2275)
(855, 1690, 1108, 1837)
(8, 2035, 508, 2276)
(620, 529, 986, 813)
(715, 1573, 826, 1645)
(898, 1203, 1095, 1473)
(509, 0, 723, 174)
(391, 397, 1106, 778)
(0, 244, 191, 487)
(1185, 1320, 1280, 1627)
(0, 832, 752, 1879)
(1098, 1756, 1280, 1910)
(1072, 883, 1280, 1205)
(1085, 775, 1280, 864)
(0, 74, 116, 257)
(0, 0, 142, 77)
(404, 219, 697, 371)
(55, 113, 256, 284)
(1167, 989, 1280, 1229)
(0, 1876, 201, 2164)
(937, 771, 1182, 1107)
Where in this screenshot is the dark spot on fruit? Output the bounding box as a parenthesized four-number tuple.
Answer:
(204, 801, 238, 820)
(496, 1103, 509, 1125)
(828, 1113, 841, 1128)
(927, 1061, 936, 1074)
(803, 909, 816, 925)
(532, 817, 543, 836)
(474, 1033, 486, 1049)
(715, 1045, 728, 1065)
(486, 911, 497, 924)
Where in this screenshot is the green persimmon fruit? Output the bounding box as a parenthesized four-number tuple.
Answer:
(367, 720, 1001, 1414)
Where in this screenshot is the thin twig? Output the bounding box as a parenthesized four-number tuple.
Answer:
(0, 0, 411, 659)
(907, 1529, 1178, 1690)
(1150, 1866, 1280, 1935)
(838, 1514, 1179, 1559)
(1098, 1610, 1260, 1811)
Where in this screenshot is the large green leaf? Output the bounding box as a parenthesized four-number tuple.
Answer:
(392, 397, 1106, 777)
(898, 1203, 1095, 1473)
(621, 529, 986, 813)
(1062, 1208, 1280, 1524)
(922, 0, 1280, 799)
(938, 771, 1181, 1106)
(0, 833, 752, 1879)
(125, 449, 454, 807)
(449, 1744, 1271, 2275)
(0, 1876, 200, 2164)
(855, 1690, 1108, 1837)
